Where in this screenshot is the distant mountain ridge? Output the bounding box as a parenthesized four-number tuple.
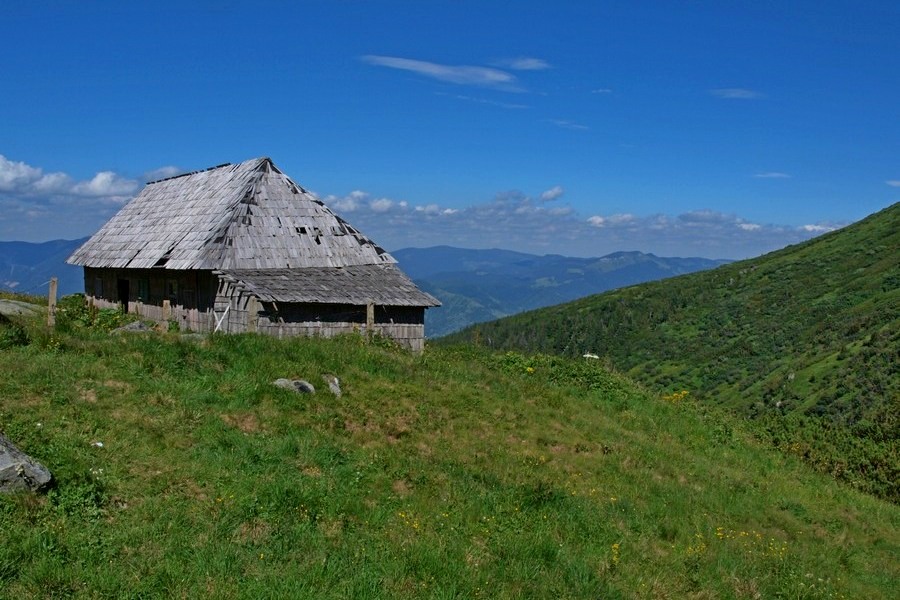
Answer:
(392, 246, 730, 336)
(0, 238, 86, 296)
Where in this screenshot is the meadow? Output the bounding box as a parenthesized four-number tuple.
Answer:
(0, 306, 897, 598)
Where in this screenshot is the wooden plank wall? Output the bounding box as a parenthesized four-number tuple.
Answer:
(87, 281, 427, 351)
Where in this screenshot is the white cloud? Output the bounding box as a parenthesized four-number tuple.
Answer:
(540, 185, 564, 201)
(494, 57, 551, 71)
(325, 190, 367, 212)
(548, 119, 589, 131)
(415, 204, 441, 215)
(591, 88, 613, 94)
(710, 88, 763, 99)
(0, 154, 138, 200)
(1, 154, 849, 259)
(754, 172, 791, 179)
(548, 206, 573, 217)
(361, 55, 519, 90)
(71, 171, 140, 198)
(0, 155, 148, 241)
(144, 165, 184, 182)
(800, 224, 836, 233)
(587, 213, 636, 228)
(0, 155, 42, 191)
(320, 186, 836, 259)
(369, 198, 394, 213)
(31, 172, 73, 194)
(886, 180, 900, 187)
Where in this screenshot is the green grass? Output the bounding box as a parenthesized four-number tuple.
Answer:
(0, 311, 897, 598)
(445, 203, 899, 501)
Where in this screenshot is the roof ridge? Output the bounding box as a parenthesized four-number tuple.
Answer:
(146, 162, 232, 185)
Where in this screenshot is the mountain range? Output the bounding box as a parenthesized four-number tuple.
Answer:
(392, 246, 729, 336)
(0, 238, 87, 297)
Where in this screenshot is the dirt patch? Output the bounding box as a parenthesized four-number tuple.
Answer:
(181, 478, 208, 502)
(385, 415, 413, 443)
(233, 519, 271, 544)
(103, 380, 133, 392)
(220, 412, 261, 434)
(79, 388, 98, 403)
(301, 465, 322, 478)
(392, 479, 412, 497)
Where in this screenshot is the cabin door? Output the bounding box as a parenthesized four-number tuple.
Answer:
(117, 279, 129, 312)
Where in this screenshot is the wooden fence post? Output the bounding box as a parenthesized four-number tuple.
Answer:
(47, 277, 58, 327)
(247, 296, 259, 333)
(366, 302, 375, 341)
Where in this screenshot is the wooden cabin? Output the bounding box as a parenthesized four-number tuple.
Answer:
(67, 157, 439, 351)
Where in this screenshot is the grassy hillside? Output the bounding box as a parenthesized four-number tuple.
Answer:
(444, 203, 899, 501)
(1, 309, 898, 597)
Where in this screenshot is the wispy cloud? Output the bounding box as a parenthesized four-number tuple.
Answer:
(710, 88, 764, 99)
(591, 88, 613, 94)
(540, 185, 564, 201)
(437, 92, 529, 110)
(361, 55, 520, 90)
(548, 119, 589, 131)
(886, 180, 900, 187)
(754, 172, 791, 179)
(493, 57, 551, 71)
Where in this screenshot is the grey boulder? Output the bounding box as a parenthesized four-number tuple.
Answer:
(0, 433, 52, 493)
(273, 378, 316, 394)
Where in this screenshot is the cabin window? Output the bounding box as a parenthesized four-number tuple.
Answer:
(93, 278, 103, 298)
(137, 279, 150, 302)
(183, 289, 195, 309)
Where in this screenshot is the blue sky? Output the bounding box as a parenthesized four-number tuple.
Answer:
(1, 1, 898, 258)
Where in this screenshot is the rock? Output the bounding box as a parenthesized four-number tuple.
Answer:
(0, 433, 52, 493)
(294, 380, 315, 394)
(113, 320, 152, 333)
(273, 379, 315, 394)
(0, 299, 41, 319)
(323, 374, 342, 397)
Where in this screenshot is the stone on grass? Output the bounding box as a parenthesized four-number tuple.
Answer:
(113, 321, 152, 333)
(323, 374, 342, 397)
(0, 433, 52, 494)
(273, 378, 316, 394)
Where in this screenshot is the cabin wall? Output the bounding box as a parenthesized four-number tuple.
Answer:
(83, 267, 218, 332)
(81, 268, 428, 350)
(216, 281, 427, 351)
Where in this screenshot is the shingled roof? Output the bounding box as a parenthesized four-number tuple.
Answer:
(68, 157, 395, 270)
(216, 265, 439, 307)
(68, 157, 439, 308)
